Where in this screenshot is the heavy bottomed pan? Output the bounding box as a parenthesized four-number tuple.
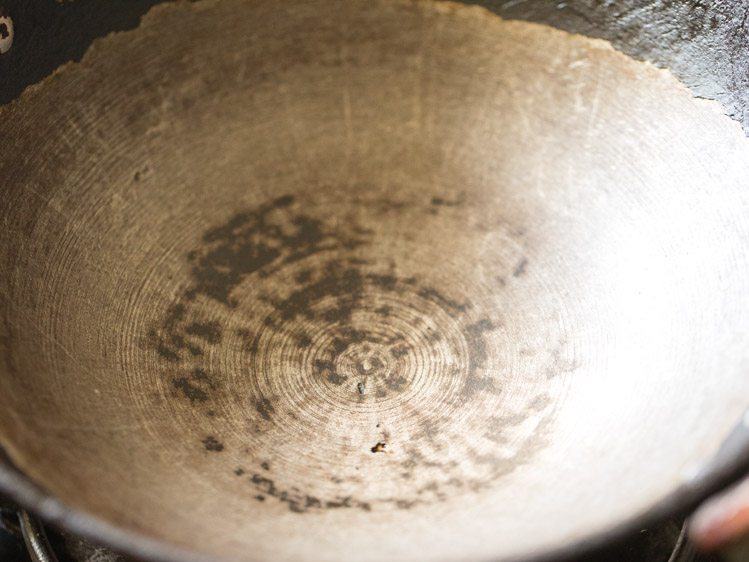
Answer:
(1, 1, 749, 561)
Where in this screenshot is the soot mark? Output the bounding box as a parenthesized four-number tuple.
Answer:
(429, 195, 463, 209)
(185, 321, 222, 344)
(147, 193, 550, 512)
(151, 195, 371, 408)
(417, 287, 468, 313)
(248, 474, 371, 514)
(513, 257, 529, 278)
(255, 398, 275, 422)
(464, 319, 498, 397)
(172, 368, 216, 403)
(202, 436, 224, 452)
(173, 377, 207, 403)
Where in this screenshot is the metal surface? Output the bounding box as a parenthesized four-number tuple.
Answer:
(1, 1, 749, 562)
(19, 511, 57, 562)
(4, 0, 749, 136)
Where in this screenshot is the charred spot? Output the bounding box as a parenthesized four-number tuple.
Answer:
(248, 474, 369, 513)
(294, 269, 312, 284)
(371, 442, 387, 453)
(185, 321, 222, 344)
(389, 344, 409, 359)
(191, 368, 216, 388)
(417, 287, 468, 313)
(385, 374, 408, 391)
(366, 273, 397, 290)
(173, 377, 208, 403)
(267, 263, 366, 324)
(305, 496, 322, 509)
(297, 333, 313, 347)
(255, 398, 275, 422)
(513, 257, 529, 278)
(202, 436, 224, 452)
(430, 195, 462, 207)
(395, 499, 417, 510)
(273, 195, 294, 208)
(327, 372, 347, 385)
(427, 330, 442, 343)
(155, 340, 180, 362)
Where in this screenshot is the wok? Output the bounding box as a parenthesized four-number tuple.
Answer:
(1, 1, 749, 561)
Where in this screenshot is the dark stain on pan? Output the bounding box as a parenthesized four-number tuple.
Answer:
(429, 195, 464, 214)
(172, 377, 208, 403)
(184, 321, 222, 344)
(255, 398, 275, 422)
(247, 474, 371, 513)
(146, 193, 559, 513)
(416, 287, 468, 313)
(202, 436, 224, 452)
(512, 257, 529, 278)
(171, 368, 215, 403)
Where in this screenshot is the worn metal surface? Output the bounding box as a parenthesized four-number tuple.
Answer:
(471, 0, 749, 132)
(2, 1, 749, 561)
(19, 511, 57, 562)
(2, 0, 749, 135)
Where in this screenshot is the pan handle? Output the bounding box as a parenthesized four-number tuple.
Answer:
(688, 410, 749, 558)
(690, 475, 749, 561)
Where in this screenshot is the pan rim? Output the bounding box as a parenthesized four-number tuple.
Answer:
(0, 415, 748, 562)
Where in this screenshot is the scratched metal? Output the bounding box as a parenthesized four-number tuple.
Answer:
(1, 1, 749, 561)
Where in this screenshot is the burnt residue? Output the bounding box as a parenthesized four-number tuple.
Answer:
(429, 195, 465, 215)
(545, 337, 579, 379)
(417, 287, 468, 313)
(171, 368, 215, 403)
(172, 377, 207, 403)
(255, 398, 275, 422)
(512, 257, 529, 278)
(150, 195, 370, 410)
(248, 474, 370, 514)
(184, 321, 222, 344)
(202, 436, 224, 452)
(143, 193, 554, 513)
(464, 319, 499, 397)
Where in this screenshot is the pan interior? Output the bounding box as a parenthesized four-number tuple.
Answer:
(2, 1, 749, 561)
